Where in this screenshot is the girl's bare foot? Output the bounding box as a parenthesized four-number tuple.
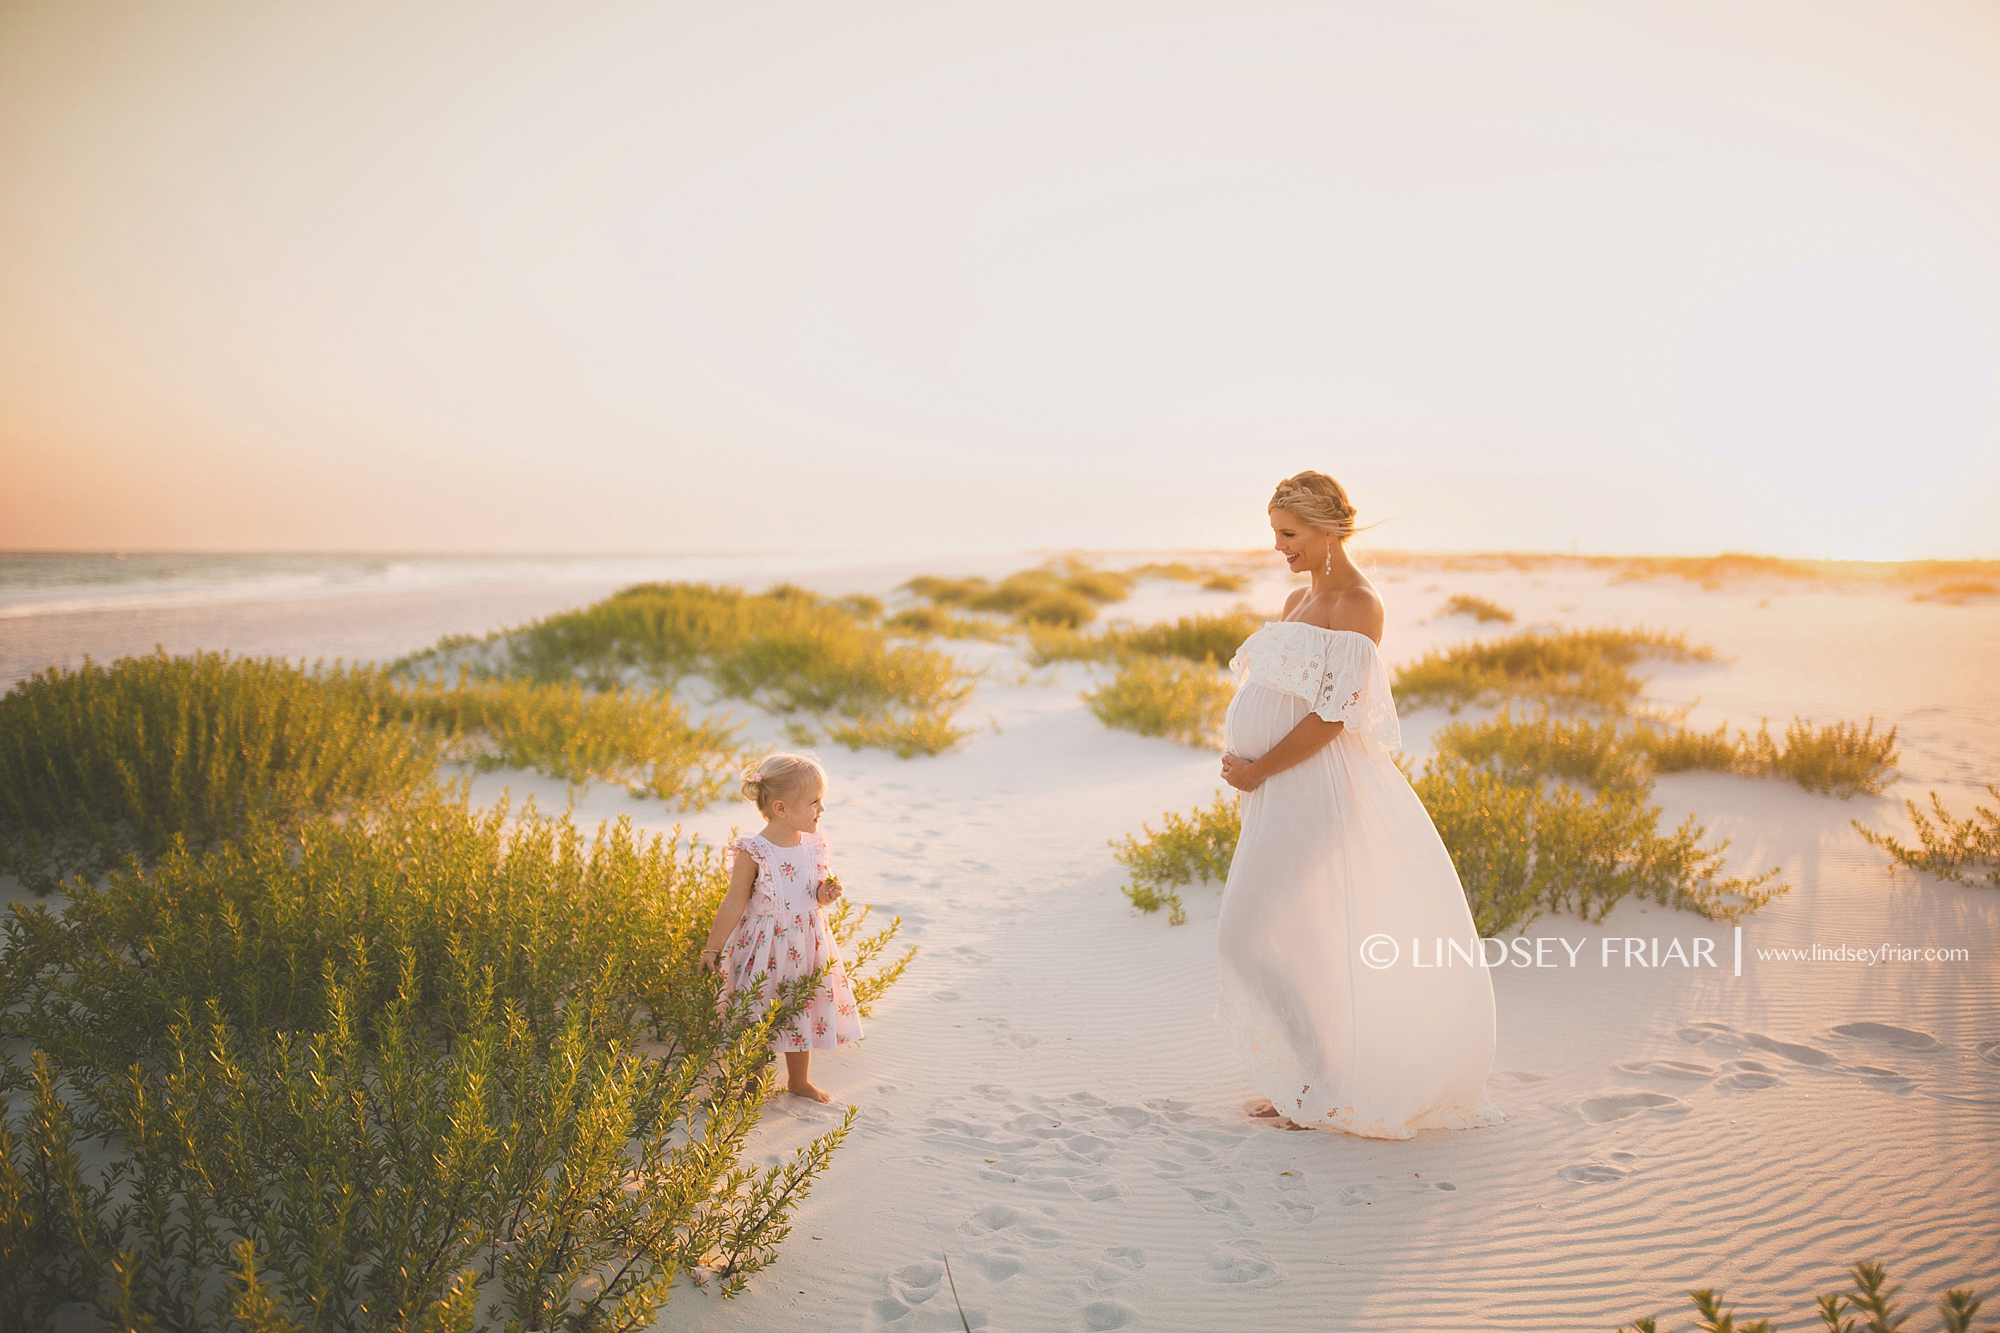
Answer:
(1245, 1097, 1281, 1118)
(786, 1081, 835, 1104)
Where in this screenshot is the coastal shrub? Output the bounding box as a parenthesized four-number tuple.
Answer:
(1027, 611, 1266, 667)
(1621, 1260, 1989, 1333)
(1115, 560, 1247, 591)
(1855, 786, 2000, 889)
(1911, 578, 1998, 604)
(898, 563, 1131, 629)
(1084, 657, 1232, 747)
(400, 675, 742, 803)
(882, 606, 1005, 640)
(1432, 709, 1897, 799)
(0, 654, 745, 894)
(1413, 758, 1783, 931)
(1438, 594, 1514, 623)
(0, 652, 435, 895)
(1732, 715, 1899, 797)
(1109, 793, 1240, 925)
(1114, 751, 1783, 932)
(821, 710, 973, 759)
(1392, 627, 1713, 714)
(0, 792, 912, 1330)
(416, 582, 975, 757)
(1433, 709, 1656, 795)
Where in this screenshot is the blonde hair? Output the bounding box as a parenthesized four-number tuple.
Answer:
(1268, 471, 1357, 540)
(740, 751, 827, 815)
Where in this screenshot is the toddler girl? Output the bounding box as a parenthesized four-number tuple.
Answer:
(699, 751, 863, 1102)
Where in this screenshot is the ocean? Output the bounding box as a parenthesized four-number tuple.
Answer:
(0, 551, 900, 688)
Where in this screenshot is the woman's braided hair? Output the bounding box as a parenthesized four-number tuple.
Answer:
(740, 751, 827, 814)
(1268, 471, 1357, 539)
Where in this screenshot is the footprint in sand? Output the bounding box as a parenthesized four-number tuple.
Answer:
(959, 1204, 1066, 1247)
(1202, 1238, 1283, 1287)
(1977, 1041, 2000, 1068)
(988, 1019, 1039, 1049)
(1080, 1300, 1139, 1330)
(1275, 1171, 1318, 1223)
(1181, 1185, 1252, 1226)
(1831, 1022, 1941, 1052)
(1845, 1065, 1916, 1092)
(1558, 1162, 1631, 1184)
(1715, 1059, 1785, 1090)
(1577, 1091, 1690, 1124)
(1491, 1069, 1547, 1085)
(1614, 1059, 1716, 1081)
(1679, 1022, 1837, 1067)
(1083, 1246, 1146, 1292)
(1744, 1033, 1837, 1066)
(877, 1260, 944, 1323)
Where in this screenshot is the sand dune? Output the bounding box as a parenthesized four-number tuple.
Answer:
(5, 552, 1995, 1329)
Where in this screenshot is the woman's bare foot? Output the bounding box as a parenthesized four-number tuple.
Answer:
(786, 1081, 835, 1103)
(1245, 1097, 1281, 1118)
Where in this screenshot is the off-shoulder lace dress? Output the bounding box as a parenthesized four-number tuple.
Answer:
(1217, 621, 1501, 1139)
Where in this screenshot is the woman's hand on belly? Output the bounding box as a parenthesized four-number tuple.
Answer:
(1220, 751, 1266, 792)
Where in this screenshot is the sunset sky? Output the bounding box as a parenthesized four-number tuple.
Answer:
(2, 1, 1996, 559)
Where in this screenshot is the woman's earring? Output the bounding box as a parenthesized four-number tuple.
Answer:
(1323, 543, 1334, 576)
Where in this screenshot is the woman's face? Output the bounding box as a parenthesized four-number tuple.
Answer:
(1269, 509, 1317, 572)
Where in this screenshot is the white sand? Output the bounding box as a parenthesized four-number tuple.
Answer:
(10, 555, 1999, 1329)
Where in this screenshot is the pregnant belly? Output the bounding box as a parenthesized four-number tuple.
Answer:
(1224, 680, 1310, 760)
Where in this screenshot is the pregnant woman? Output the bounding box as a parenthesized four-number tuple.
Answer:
(1217, 471, 1501, 1138)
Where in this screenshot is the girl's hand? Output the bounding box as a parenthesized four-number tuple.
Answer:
(699, 948, 724, 976)
(1220, 752, 1264, 792)
(816, 875, 844, 906)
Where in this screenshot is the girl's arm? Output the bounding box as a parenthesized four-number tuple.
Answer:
(700, 853, 758, 973)
(1220, 714, 1344, 792)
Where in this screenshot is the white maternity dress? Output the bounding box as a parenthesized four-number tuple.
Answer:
(1217, 621, 1501, 1139)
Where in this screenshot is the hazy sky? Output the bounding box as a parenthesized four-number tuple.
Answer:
(3, 1, 1997, 558)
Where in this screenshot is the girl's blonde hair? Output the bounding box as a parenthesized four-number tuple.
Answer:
(740, 751, 827, 815)
(1268, 470, 1358, 540)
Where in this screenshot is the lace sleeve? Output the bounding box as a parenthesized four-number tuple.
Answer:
(1231, 623, 1402, 757)
(1309, 633, 1402, 755)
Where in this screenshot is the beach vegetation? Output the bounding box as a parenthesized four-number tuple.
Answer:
(897, 563, 1132, 629)
(1393, 627, 1714, 714)
(1620, 1260, 1989, 1333)
(407, 582, 975, 757)
(0, 652, 744, 895)
(1855, 786, 2000, 889)
(0, 791, 911, 1330)
(1911, 578, 1998, 604)
(1109, 792, 1239, 925)
(1437, 594, 1515, 623)
(1026, 611, 1266, 667)
(1730, 716, 1899, 797)
(882, 606, 1005, 640)
(1083, 657, 1232, 748)
(1433, 709, 1898, 799)
(1413, 757, 1783, 931)
(1122, 561, 1247, 592)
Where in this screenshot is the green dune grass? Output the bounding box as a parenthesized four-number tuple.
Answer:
(1392, 626, 1714, 714)
(1084, 657, 1233, 749)
(0, 791, 911, 1330)
(1437, 593, 1515, 623)
(1621, 1260, 1990, 1333)
(0, 652, 743, 895)
(1855, 785, 2000, 889)
(406, 581, 977, 757)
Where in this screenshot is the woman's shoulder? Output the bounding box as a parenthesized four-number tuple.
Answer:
(1284, 583, 1385, 643)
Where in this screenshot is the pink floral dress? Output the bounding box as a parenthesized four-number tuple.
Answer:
(722, 831, 864, 1053)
